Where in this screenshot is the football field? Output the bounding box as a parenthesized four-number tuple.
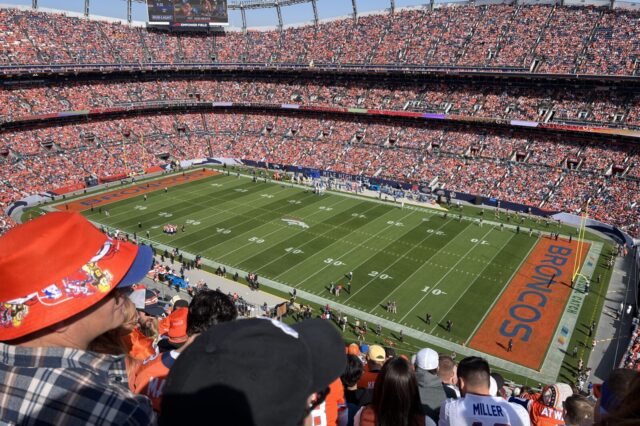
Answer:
(71, 170, 597, 378)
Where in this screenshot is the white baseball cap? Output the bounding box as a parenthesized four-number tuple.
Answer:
(413, 348, 439, 370)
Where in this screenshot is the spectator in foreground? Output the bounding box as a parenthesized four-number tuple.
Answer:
(355, 356, 435, 426)
(438, 355, 460, 398)
(0, 212, 154, 424)
(563, 395, 594, 426)
(160, 317, 346, 426)
(413, 347, 447, 422)
(510, 382, 572, 425)
(357, 344, 387, 390)
(593, 368, 639, 422)
(595, 374, 640, 425)
(132, 289, 238, 412)
(509, 383, 573, 426)
(342, 354, 366, 425)
(439, 356, 530, 426)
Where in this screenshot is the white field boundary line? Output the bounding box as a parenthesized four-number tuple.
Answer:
(426, 229, 516, 334)
(230, 170, 444, 215)
(215, 196, 353, 261)
(362, 218, 468, 313)
(340, 216, 457, 307)
(464, 235, 540, 345)
(398, 226, 497, 323)
(255, 202, 394, 279)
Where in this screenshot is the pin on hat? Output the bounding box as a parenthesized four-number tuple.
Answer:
(0, 212, 153, 340)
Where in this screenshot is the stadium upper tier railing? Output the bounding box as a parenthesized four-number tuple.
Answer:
(0, 5, 639, 77)
(2, 62, 639, 83)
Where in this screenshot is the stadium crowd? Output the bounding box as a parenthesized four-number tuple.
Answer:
(619, 319, 640, 371)
(2, 77, 639, 128)
(1, 211, 639, 425)
(1, 5, 639, 424)
(0, 5, 639, 76)
(2, 111, 639, 236)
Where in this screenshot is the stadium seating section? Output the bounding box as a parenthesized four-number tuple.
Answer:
(1, 112, 638, 237)
(0, 6, 638, 75)
(0, 6, 639, 240)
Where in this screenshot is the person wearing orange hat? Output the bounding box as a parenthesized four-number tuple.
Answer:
(157, 306, 189, 352)
(0, 212, 155, 425)
(131, 289, 238, 412)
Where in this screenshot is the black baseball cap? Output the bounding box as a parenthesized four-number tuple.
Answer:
(160, 318, 346, 426)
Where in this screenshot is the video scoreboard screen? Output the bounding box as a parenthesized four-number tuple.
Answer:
(147, 0, 228, 27)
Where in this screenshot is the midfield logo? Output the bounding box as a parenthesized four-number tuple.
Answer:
(282, 218, 309, 229)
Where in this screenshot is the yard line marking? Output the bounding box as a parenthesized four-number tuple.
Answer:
(256, 202, 393, 278)
(98, 176, 249, 221)
(103, 179, 282, 237)
(216, 196, 352, 260)
(397, 226, 497, 323)
(165, 186, 295, 248)
(425, 230, 515, 333)
(366, 219, 471, 313)
(285, 209, 421, 287)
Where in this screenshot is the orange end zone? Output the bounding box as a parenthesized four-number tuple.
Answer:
(469, 237, 590, 370)
(56, 169, 219, 212)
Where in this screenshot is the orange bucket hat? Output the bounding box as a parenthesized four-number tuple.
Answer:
(0, 212, 153, 340)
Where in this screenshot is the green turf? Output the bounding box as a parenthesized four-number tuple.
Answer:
(16, 165, 615, 384)
(81, 173, 545, 347)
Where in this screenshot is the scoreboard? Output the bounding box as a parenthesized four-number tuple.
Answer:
(147, 0, 228, 27)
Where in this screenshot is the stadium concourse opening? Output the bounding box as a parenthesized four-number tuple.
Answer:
(56, 169, 218, 212)
(469, 237, 590, 370)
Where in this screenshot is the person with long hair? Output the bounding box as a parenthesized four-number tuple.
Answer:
(354, 357, 434, 426)
(89, 296, 139, 355)
(89, 296, 146, 389)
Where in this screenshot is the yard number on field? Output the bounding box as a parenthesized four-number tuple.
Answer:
(185, 219, 201, 226)
(285, 247, 304, 254)
(470, 238, 489, 245)
(134, 205, 147, 211)
(249, 237, 265, 244)
(158, 212, 173, 218)
(386, 221, 404, 227)
(426, 229, 445, 236)
(421, 286, 447, 295)
(319, 206, 333, 211)
(235, 188, 249, 193)
(368, 271, 393, 280)
(324, 258, 346, 266)
(216, 228, 231, 234)
(288, 200, 302, 205)
(351, 213, 367, 219)
(210, 183, 223, 187)
(261, 194, 274, 199)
